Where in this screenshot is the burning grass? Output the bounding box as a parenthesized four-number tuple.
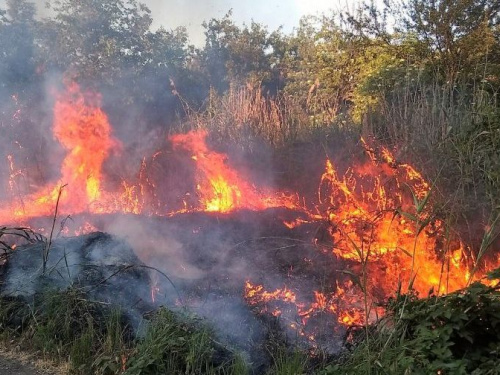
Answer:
(2, 82, 500, 374)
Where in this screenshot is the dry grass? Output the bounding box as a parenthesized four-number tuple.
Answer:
(181, 84, 314, 147)
(0, 343, 68, 375)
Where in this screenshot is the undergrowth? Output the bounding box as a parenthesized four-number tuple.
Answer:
(322, 271, 500, 374)
(0, 288, 249, 375)
(124, 307, 242, 375)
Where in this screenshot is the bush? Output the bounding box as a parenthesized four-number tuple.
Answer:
(324, 275, 500, 374)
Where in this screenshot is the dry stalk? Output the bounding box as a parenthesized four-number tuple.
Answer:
(43, 184, 66, 274)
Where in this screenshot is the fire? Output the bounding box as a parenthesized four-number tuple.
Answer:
(315, 143, 467, 296)
(1, 83, 499, 347)
(243, 140, 497, 335)
(169, 130, 298, 213)
(0, 83, 125, 220)
(53, 82, 115, 205)
(0, 84, 299, 226)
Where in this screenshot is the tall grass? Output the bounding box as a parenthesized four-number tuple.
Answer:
(181, 84, 327, 147)
(364, 79, 500, 208)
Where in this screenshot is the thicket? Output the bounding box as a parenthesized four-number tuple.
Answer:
(1, 0, 500, 373)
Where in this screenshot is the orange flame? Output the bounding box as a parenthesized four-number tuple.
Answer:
(1, 84, 499, 341)
(244, 141, 499, 334)
(170, 130, 298, 213)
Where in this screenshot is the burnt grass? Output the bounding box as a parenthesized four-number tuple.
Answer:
(0, 208, 355, 373)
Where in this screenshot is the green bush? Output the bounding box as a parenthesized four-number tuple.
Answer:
(324, 275, 500, 374)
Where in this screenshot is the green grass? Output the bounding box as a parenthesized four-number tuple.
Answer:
(124, 307, 242, 375)
(0, 288, 251, 375)
(266, 348, 308, 375)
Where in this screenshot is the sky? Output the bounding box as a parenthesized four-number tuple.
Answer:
(143, 0, 362, 45)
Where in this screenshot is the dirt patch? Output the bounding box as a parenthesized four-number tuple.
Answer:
(0, 347, 64, 375)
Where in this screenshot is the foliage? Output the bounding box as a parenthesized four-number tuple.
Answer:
(201, 11, 285, 93)
(124, 308, 243, 375)
(266, 348, 308, 375)
(397, 0, 500, 83)
(323, 278, 500, 374)
(0, 0, 37, 90)
(282, 16, 363, 126)
(41, 0, 152, 81)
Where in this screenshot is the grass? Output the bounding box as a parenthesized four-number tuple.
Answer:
(124, 307, 240, 375)
(266, 348, 308, 375)
(0, 286, 252, 375)
(4, 277, 497, 375)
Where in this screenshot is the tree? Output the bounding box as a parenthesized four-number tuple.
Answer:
(399, 0, 500, 83)
(40, 0, 153, 82)
(201, 12, 283, 93)
(282, 15, 375, 125)
(0, 0, 37, 90)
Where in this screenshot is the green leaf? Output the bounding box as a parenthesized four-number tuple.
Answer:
(397, 209, 418, 223)
(486, 267, 500, 280)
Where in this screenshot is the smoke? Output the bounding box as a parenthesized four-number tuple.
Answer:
(0, 0, 379, 360)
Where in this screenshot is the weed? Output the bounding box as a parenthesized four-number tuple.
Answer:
(124, 307, 244, 375)
(266, 348, 307, 375)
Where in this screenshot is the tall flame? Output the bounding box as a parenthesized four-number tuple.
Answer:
(52, 82, 117, 210)
(0, 83, 120, 220)
(169, 130, 297, 213)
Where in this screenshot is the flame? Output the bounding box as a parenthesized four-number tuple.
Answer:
(244, 140, 498, 335)
(1, 84, 500, 345)
(0, 84, 299, 228)
(169, 130, 298, 213)
(52, 83, 116, 211)
(318, 146, 469, 296)
(0, 83, 125, 221)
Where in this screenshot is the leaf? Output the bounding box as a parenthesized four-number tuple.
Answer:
(397, 247, 413, 258)
(404, 183, 419, 210)
(486, 267, 500, 280)
(397, 209, 418, 223)
(416, 189, 432, 214)
(416, 216, 433, 237)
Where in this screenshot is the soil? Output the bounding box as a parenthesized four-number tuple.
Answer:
(0, 348, 62, 375)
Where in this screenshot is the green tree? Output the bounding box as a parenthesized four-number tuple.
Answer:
(283, 15, 373, 126)
(41, 0, 153, 82)
(399, 0, 500, 83)
(201, 12, 283, 93)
